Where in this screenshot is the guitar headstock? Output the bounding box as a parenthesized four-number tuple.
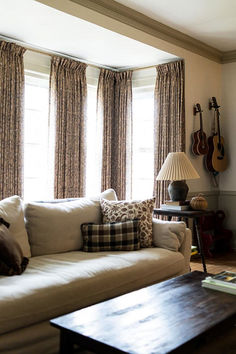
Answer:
(209, 97, 220, 110)
(193, 103, 202, 115)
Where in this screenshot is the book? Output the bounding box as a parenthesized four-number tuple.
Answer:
(164, 200, 190, 206)
(201, 271, 236, 295)
(160, 204, 189, 211)
(191, 250, 198, 256)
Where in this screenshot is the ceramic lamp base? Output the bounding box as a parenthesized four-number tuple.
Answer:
(168, 180, 189, 201)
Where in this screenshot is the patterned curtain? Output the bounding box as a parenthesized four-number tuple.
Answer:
(153, 60, 185, 207)
(50, 57, 87, 198)
(97, 69, 132, 200)
(0, 41, 26, 200)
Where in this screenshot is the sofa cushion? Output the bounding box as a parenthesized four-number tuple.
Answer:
(152, 218, 186, 251)
(100, 198, 155, 248)
(25, 189, 117, 256)
(81, 219, 140, 252)
(0, 196, 31, 257)
(0, 224, 29, 276)
(0, 248, 185, 335)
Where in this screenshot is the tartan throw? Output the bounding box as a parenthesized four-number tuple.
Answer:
(81, 219, 140, 252)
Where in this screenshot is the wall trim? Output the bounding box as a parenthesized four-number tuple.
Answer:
(188, 190, 219, 198)
(222, 50, 236, 64)
(71, 0, 223, 63)
(219, 191, 236, 196)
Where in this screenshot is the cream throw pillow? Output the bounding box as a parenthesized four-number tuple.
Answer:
(0, 196, 31, 257)
(25, 189, 117, 256)
(152, 218, 186, 252)
(100, 197, 155, 248)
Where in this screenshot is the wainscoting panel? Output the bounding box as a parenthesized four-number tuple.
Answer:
(188, 190, 236, 250)
(218, 191, 236, 249)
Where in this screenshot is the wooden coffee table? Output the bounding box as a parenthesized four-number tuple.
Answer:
(50, 271, 236, 354)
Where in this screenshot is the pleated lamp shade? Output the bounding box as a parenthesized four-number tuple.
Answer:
(156, 152, 200, 181)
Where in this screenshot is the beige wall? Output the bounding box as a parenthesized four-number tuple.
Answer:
(219, 63, 236, 248)
(221, 63, 236, 191)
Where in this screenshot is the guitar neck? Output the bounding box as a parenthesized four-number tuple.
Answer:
(216, 110, 221, 141)
(199, 112, 203, 132)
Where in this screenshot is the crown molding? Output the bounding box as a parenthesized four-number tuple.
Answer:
(222, 50, 236, 64)
(71, 0, 223, 63)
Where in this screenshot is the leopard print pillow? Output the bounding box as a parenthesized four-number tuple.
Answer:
(100, 197, 155, 248)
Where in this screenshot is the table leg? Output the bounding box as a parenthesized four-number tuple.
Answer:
(60, 330, 74, 354)
(194, 218, 207, 273)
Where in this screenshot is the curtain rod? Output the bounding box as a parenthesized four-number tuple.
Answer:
(0, 34, 178, 72)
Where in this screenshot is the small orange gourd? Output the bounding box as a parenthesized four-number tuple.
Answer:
(190, 194, 208, 210)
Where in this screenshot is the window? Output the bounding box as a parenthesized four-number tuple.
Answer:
(23, 52, 156, 200)
(131, 69, 156, 199)
(24, 73, 53, 201)
(85, 66, 101, 197)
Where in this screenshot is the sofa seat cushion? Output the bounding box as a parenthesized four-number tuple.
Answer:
(0, 249, 184, 335)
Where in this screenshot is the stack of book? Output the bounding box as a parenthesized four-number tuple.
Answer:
(191, 245, 198, 256)
(160, 200, 190, 211)
(201, 271, 236, 295)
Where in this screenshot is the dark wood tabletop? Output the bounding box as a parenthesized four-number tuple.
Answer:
(51, 271, 236, 354)
(153, 208, 214, 218)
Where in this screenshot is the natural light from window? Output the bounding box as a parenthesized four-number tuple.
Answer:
(132, 86, 154, 199)
(24, 74, 53, 201)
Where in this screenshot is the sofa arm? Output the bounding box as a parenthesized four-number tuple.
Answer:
(152, 218, 192, 273)
(179, 227, 192, 273)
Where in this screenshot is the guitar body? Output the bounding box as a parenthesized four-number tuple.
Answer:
(192, 130, 209, 155)
(206, 135, 216, 172)
(211, 135, 227, 172)
(206, 97, 228, 173)
(192, 103, 208, 156)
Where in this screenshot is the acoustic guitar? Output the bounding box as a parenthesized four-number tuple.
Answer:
(206, 97, 227, 172)
(192, 103, 209, 156)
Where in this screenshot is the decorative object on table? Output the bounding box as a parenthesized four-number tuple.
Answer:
(190, 194, 208, 210)
(206, 97, 227, 172)
(192, 103, 209, 156)
(202, 271, 236, 295)
(156, 152, 200, 201)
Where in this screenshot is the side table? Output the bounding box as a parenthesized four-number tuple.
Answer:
(153, 208, 214, 273)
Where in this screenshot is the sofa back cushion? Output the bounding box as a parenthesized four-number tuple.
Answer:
(25, 189, 117, 256)
(0, 196, 31, 257)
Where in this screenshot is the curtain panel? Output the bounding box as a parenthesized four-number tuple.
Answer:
(97, 69, 132, 200)
(153, 60, 185, 207)
(50, 57, 87, 198)
(0, 41, 26, 200)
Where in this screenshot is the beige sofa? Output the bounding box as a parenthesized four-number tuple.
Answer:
(0, 190, 192, 354)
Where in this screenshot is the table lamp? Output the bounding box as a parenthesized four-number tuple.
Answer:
(156, 152, 200, 201)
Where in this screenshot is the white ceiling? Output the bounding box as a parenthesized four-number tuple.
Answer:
(116, 0, 236, 52)
(0, 0, 235, 70)
(0, 0, 176, 69)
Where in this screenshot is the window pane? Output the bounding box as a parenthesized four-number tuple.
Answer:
(85, 84, 102, 197)
(24, 75, 53, 201)
(132, 87, 154, 199)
